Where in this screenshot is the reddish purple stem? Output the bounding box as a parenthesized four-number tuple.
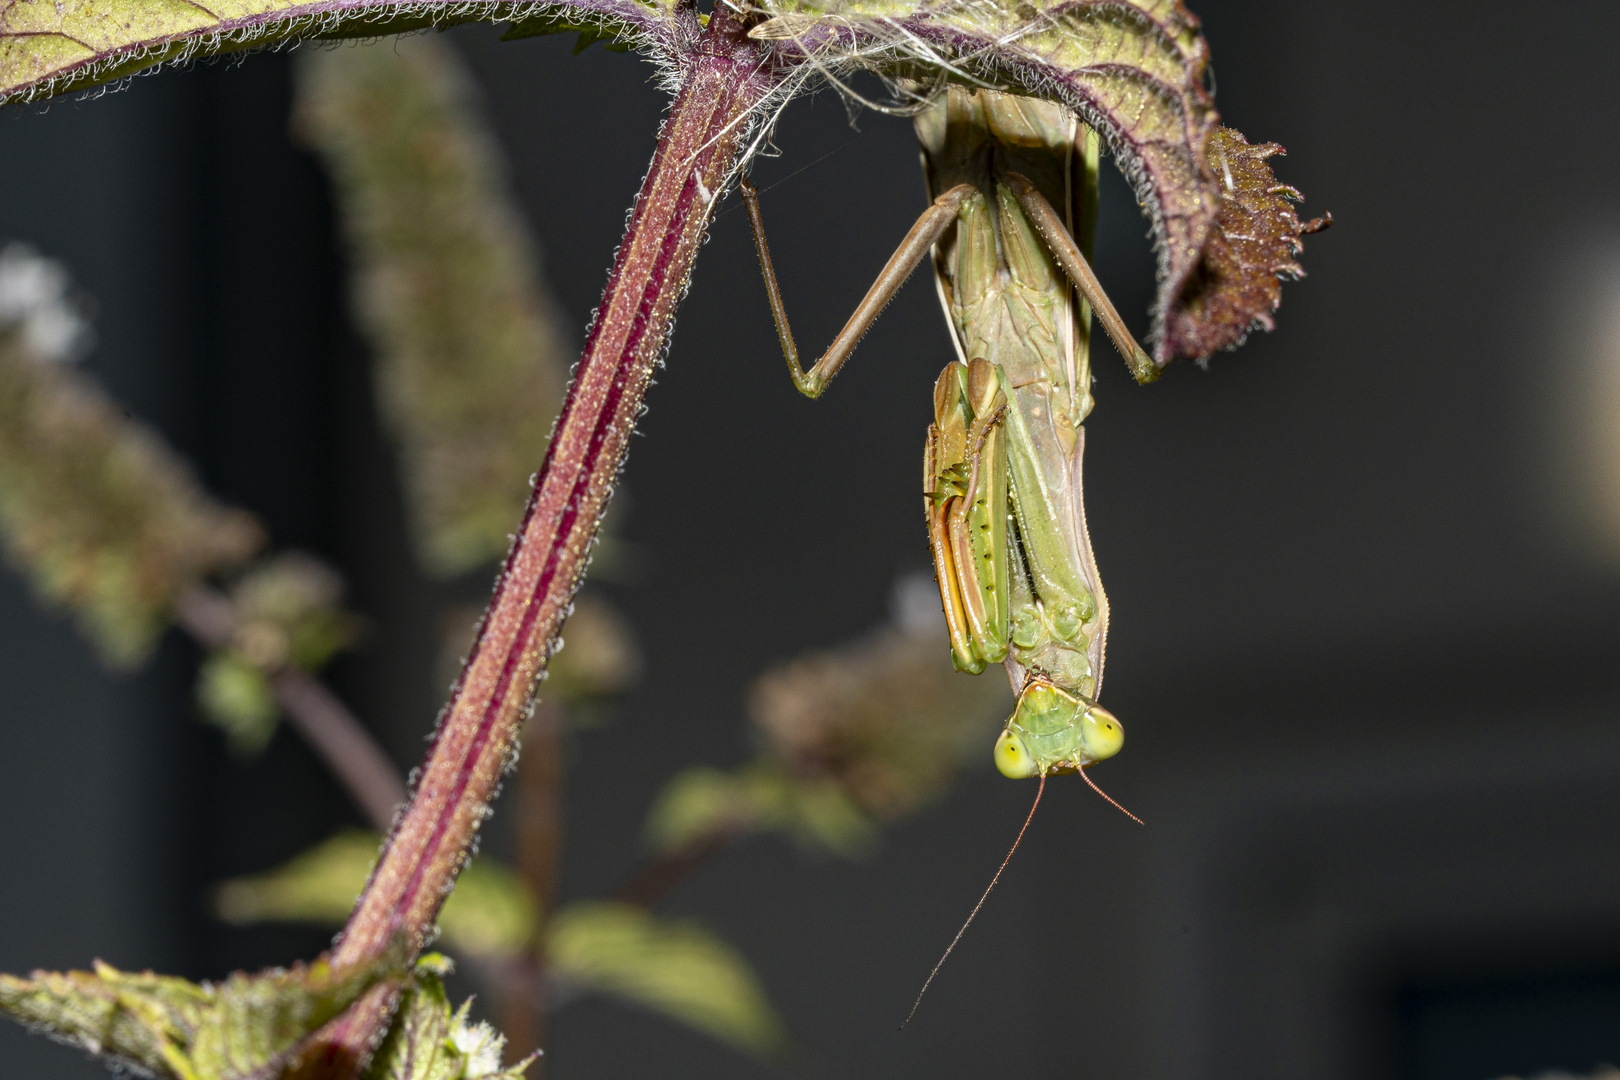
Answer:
(291, 10, 777, 1073)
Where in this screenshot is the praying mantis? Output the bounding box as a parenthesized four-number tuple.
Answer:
(741, 85, 1154, 789)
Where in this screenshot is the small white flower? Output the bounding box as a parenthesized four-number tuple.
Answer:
(448, 1008, 507, 1077)
(0, 242, 93, 362)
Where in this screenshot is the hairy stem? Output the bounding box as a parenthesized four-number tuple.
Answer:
(173, 585, 407, 830)
(499, 700, 565, 1067)
(300, 11, 775, 1071)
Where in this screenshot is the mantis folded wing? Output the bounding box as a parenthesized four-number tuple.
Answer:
(741, 87, 1144, 782)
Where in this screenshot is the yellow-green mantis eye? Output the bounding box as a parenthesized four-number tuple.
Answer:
(1080, 705, 1124, 761)
(994, 728, 1038, 778)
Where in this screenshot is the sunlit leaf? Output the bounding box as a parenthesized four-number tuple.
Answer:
(0, 953, 392, 1079)
(545, 902, 788, 1060)
(215, 831, 540, 960)
(364, 957, 533, 1080)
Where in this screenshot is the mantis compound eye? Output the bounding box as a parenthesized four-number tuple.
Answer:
(1080, 705, 1124, 762)
(994, 728, 1038, 778)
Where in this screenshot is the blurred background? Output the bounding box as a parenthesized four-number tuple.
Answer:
(2, 0, 1620, 1077)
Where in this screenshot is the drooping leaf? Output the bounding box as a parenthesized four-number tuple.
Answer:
(0, 953, 393, 1080)
(1161, 126, 1328, 359)
(747, 0, 1226, 362)
(0, 0, 669, 108)
(545, 902, 788, 1060)
(216, 831, 541, 960)
(292, 36, 575, 576)
(363, 957, 532, 1080)
(0, 245, 262, 666)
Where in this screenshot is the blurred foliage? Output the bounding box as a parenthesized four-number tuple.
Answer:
(0, 244, 263, 666)
(217, 831, 540, 960)
(197, 652, 280, 756)
(366, 956, 533, 1080)
(0, 952, 393, 1080)
(646, 575, 1010, 857)
(546, 902, 788, 1061)
(195, 553, 365, 753)
(215, 834, 787, 1060)
(293, 36, 573, 577)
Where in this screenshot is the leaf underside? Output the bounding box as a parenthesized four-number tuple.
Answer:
(0, 0, 667, 108)
(0, 954, 390, 1080)
(1162, 125, 1321, 359)
(0, 0, 1312, 367)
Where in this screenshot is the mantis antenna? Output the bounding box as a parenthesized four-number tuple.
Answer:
(900, 772, 1046, 1030)
(1078, 764, 1144, 825)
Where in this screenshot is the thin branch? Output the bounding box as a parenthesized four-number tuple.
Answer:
(173, 585, 407, 831)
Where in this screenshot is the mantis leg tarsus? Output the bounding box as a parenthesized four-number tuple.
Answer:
(739, 176, 976, 398)
(1001, 171, 1161, 385)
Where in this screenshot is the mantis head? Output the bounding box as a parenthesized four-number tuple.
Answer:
(994, 681, 1123, 778)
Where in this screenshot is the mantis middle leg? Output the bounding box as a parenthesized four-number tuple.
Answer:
(739, 174, 1157, 397)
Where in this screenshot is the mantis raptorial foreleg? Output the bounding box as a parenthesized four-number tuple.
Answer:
(738, 175, 1153, 395)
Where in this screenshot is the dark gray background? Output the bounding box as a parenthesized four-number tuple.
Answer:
(3, 0, 1620, 1077)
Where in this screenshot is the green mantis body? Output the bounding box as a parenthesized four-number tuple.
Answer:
(741, 87, 1150, 783)
(916, 89, 1124, 780)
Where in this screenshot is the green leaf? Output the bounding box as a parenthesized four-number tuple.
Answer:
(545, 901, 788, 1060)
(216, 831, 540, 960)
(645, 762, 875, 859)
(0, 0, 668, 108)
(0, 953, 393, 1080)
(196, 651, 278, 756)
(364, 958, 532, 1080)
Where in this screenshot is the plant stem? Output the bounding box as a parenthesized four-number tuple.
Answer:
(499, 700, 565, 1067)
(300, 11, 776, 1071)
(173, 585, 407, 830)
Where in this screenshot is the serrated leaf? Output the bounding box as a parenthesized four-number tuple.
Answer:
(747, 0, 1227, 362)
(0, 0, 669, 107)
(216, 831, 540, 960)
(545, 901, 788, 1060)
(1162, 126, 1326, 359)
(363, 959, 531, 1080)
(0, 953, 392, 1080)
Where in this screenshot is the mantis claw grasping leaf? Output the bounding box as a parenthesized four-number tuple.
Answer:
(743, 86, 1146, 787)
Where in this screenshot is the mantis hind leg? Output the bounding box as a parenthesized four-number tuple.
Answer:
(740, 177, 977, 398)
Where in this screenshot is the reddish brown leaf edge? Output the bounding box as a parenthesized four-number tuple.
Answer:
(1161, 126, 1331, 364)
